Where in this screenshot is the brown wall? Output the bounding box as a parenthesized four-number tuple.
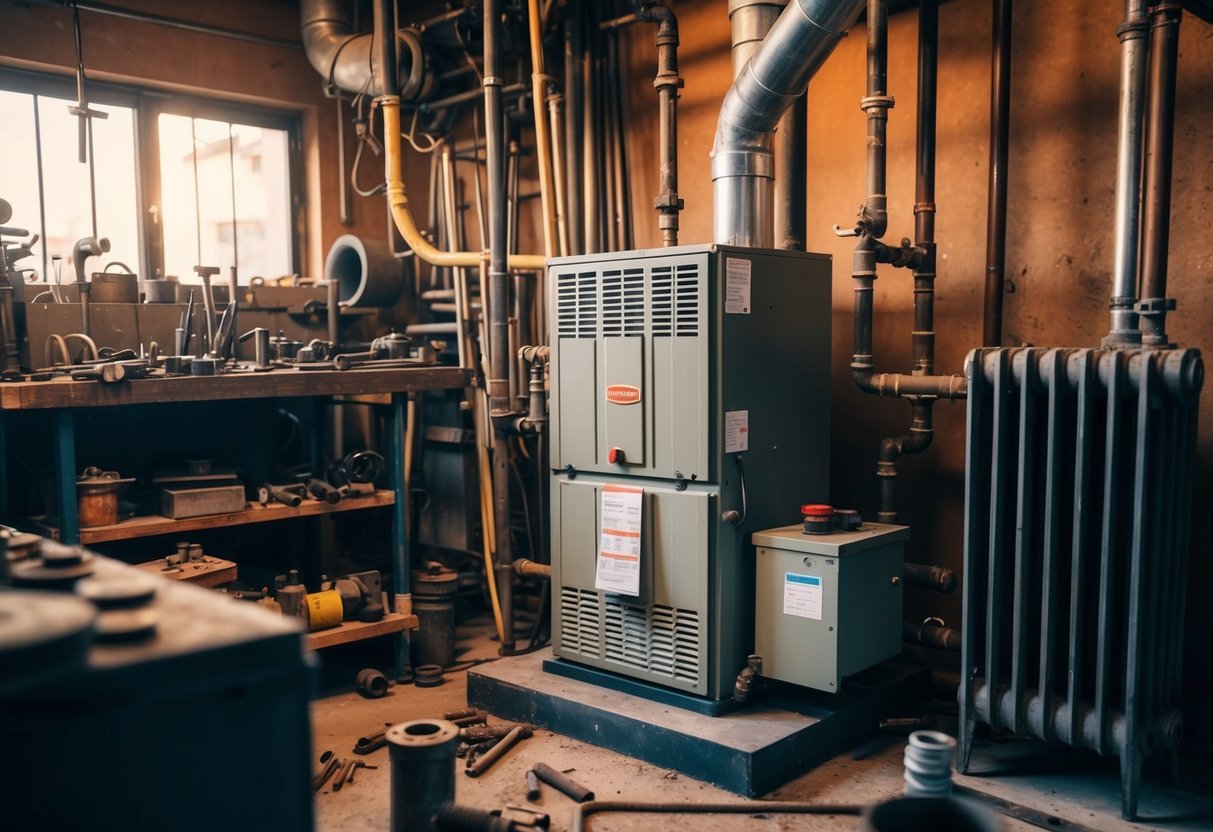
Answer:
(618, 0, 1213, 696)
(0, 0, 385, 277)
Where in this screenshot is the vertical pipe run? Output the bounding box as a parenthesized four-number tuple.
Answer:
(483, 0, 515, 653)
(564, 5, 585, 255)
(526, 0, 559, 257)
(775, 94, 807, 251)
(1105, 0, 1149, 346)
(638, 4, 684, 246)
(1138, 4, 1182, 349)
(863, 0, 891, 239)
(982, 0, 1012, 347)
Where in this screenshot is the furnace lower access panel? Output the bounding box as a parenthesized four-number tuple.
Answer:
(549, 244, 832, 701)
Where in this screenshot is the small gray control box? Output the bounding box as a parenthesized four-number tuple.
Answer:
(752, 522, 907, 693)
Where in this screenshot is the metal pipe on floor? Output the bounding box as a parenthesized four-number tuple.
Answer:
(981, 0, 1013, 346)
(1138, 3, 1183, 349)
(1104, 0, 1150, 348)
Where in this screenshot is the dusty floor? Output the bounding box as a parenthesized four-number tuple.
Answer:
(311, 617, 1213, 831)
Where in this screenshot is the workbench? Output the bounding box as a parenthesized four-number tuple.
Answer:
(0, 364, 471, 670)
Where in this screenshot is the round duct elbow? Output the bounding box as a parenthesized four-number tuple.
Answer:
(324, 234, 404, 308)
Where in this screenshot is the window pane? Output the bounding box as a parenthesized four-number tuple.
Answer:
(0, 91, 43, 283)
(159, 114, 293, 283)
(37, 95, 140, 283)
(158, 112, 201, 281)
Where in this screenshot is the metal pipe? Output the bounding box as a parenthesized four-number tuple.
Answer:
(527, 0, 560, 258)
(302, 0, 385, 95)
(981, 0, 1013, 346)
(775, 94, 807, 251)
(638, 4, 684, 246)
(419, 83, 528, 114)
(379, 100, 545, 272)
(713, 0, 865, 247)
(564, 4, 585, 255)
(863, 0, 892, 239)
(1105, 0, 1150, 347)
(548, 92, 571, 257)
(484, 0, 516, 654)
(64, 0, 301, 51)
(1138, 4, 1183, 349)
(387, 720, 460, 832)
(571, 801, 862, 832)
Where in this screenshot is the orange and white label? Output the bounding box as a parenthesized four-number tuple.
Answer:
(596, 484, 643, 596)
(605, 384, 642, 405)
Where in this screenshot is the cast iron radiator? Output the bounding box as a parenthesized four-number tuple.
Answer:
(958, 347, 1203, 819)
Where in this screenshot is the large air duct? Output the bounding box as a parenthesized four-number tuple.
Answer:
(301, 0, 423, 97)
(712, 0, 865, 247)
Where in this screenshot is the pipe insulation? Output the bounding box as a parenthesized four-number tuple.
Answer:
(713, 0, 865, 247)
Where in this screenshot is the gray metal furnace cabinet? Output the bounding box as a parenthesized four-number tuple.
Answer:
(548, 244, 831, 701)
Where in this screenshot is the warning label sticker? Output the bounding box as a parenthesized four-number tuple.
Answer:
(596, 484, 644, 596)
(784, 573, 823, 620)
(724, 409, 749, 454)
(725, 257, 752, 314)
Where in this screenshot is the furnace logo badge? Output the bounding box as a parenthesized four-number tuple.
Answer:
(605, 384, 642, 405)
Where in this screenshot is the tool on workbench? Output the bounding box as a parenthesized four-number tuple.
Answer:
(530, 764, 594, 803)
(273, 568, 384, 630)
(306, 477, 342, 504)
(192, 265, 220, 355)
(346, 761, 376, 784)
(259, 483, 305, 508)
(239, 327, 273, 371)
(450, 712, 488, 729)
(176, 289, 195, 356)
(525, 770, 541, 802)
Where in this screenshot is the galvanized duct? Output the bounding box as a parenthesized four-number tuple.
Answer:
(712, 0, 865, 247)
(301, 0, 422, 97)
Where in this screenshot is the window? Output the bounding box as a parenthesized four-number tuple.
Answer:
(0, 80, 141, 285)
(0, 69, 300, 289)
(156, 112, 295, 283)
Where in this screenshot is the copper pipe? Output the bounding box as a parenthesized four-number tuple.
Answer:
(982, 0, 1013, 346)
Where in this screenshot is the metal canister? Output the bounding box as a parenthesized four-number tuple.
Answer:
(411, 567, 459, 669)
(387, 720, 459, 832)
(76, 469, 134, 528)
(801, 504, 835, 535)
(305, 589, 344, 631)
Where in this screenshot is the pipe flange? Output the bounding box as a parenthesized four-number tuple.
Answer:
(414, 664, 445, 688)
(386, 719, 459, 749)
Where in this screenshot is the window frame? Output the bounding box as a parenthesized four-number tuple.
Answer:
(0, 67, 303, 283)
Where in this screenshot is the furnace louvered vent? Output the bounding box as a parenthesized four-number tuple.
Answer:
(650, 266, 674, 336)
(676, 263, 700, 337)
(559, 587, 602, 658)
(556, 260, 701, 339)
(600, 269, 645, 337)
(555, 272, 599, 338)
(604, 599, 701, 683)
(560, 584, 701, 684)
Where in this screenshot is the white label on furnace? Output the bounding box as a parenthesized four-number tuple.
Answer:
(596, 485, 644, 596)
(725, 257, 752, 314)
(724, 409, 749, 454)
(784, 573, 823, 620)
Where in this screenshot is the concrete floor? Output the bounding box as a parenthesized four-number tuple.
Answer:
(311, 617, 1213, 831)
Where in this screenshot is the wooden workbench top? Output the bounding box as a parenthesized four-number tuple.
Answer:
(0, 365, 471, 410)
